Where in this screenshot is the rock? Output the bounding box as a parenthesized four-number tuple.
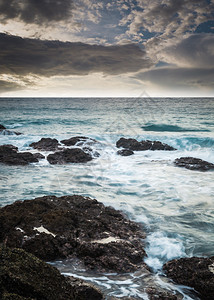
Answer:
(0, 195, 147, 273)
(30, 138, 60, 151)
(0, 124, 22, 135)
(47, 148, 93, 164)
(163, 256, 214, 300)
(0, 129, 22, 136)
(33, 153, 45, 160)
(116, 138, 176, 151)
(174, 157, 214, 171)
(0, 246, 103, 300)
(82, 146, 100, 158)
(0, 145, 38, 165)
(61, 136, 97, 146)
(146, 287, 179, 300)
(117, 149, 134, 156)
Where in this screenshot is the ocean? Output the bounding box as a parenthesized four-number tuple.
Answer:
(0, 97, 214, 299)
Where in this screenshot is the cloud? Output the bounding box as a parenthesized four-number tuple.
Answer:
(136, 66, 214, 91)
(0, 33, 153, 77)
(161, 33, 214, 68)
(0, 0, 73, 24)
(0, 79, 24, 93)
(129, 0, 214, 36)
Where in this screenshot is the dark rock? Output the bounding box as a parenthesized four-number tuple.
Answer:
(61, 136, 97, 146)
(0, 124, 6, 130)
(33, 153, 45, 160)
(0, 129, 22, 135)
(47, 148, 93, 164)
(0, 145, 38, 165)
(0, 124, 22, 135)
(0, 144, 18, 152)
(117, 149, 134, 156)
(174, 157, 214, 171)
(0, 246, 103, 300)
(82, 146, 100, 158)
(30, 138, 60, 151)
(116, 138, 176, 151)
(0, 195, 147, 273)
(163, 256, 214, 300)
(146, 287, 179, 299)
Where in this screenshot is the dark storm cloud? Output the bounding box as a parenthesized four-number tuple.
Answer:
(0, 33, 153, 77)
(163, 34, 214, 68)
(136, 67, 214, 89)
(0, 0, 73, 24)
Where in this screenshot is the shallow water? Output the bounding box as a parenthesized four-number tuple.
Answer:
(0, 97, 214, 299)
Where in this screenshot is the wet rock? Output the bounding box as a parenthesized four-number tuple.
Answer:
(146, 287, 180, 300)
(47, 148, 93, 164)
(163, 256, 214, 300)
(61, 136, 97, 146)
(82, 146, 100, 158)
(0, 145, 38, 165)
(174, 157, 214, 171)
(0, 124, 6, 130)
(0, 124, 22, 135)
(30, 138, 60, 151)
(0, 195, 147, 273)
(0, 128, 22, 135)
(0, 246, 103, 300)
(33, 153, 45, 160)
(117, 149, 134, 156)
(116, 138, 176, 151)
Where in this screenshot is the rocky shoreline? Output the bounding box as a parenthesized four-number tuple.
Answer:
(1, 127, 214, 299)
(0, 246, 103, 300)
(0, 131, 214, 171)
(0, 195, 214, 299)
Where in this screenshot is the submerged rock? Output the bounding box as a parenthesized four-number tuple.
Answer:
(30, 138, 60, 151)
(116, 138, 176, 151)
(82, 146, 100, 158)
(61, 136, 97, 146)
(47, 148, 93, 164)
(174, 157, 214, 171)
(163, 256, 214, 300)
(0, 145, 38, 165)
(0, 246, 103, 300)
(0, 195, 147, 273)
(0, 124, 22, 135)
(0, 124, 6, 130)
(146, 287, 179, 300)
(117, 149, 134, 156)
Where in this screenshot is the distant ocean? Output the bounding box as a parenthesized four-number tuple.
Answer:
(1, 97, 214, 299)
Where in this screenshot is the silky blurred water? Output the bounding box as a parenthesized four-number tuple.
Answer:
(0, 97, 214, 299)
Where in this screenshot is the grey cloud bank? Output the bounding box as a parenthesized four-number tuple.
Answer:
(0, 0, 73, 24)
(0, 33, 153, 77)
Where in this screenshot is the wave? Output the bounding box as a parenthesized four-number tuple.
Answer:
(0, 129, 17, 136)
(173, 136, 214, 150)
(6, 123, 23, 129)
(142, 124, 210, 132)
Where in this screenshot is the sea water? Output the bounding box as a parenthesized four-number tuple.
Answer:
(0, 97, 214, 299)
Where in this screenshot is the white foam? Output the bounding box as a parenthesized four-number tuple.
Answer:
(208, 263, 214, 274)
(144, 232, 186, 272)
(33, 225, 56, 237)
(16, 227, 24, 233)
(91, 237, 121, 244)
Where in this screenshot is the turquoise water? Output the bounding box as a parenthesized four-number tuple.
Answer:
(0, 97, 214, 299)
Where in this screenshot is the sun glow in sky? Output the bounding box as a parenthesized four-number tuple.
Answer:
(0, 0, 214, 97)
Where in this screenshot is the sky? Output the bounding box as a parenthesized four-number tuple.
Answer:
(0, 0, 214, 97)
